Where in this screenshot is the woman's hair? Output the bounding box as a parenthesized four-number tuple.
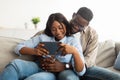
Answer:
(44, 13, 71, 37)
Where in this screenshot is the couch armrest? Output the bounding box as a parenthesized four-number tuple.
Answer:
(0, 36, 34, 72)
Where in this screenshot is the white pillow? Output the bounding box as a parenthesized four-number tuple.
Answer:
(114, 51, 120, 70)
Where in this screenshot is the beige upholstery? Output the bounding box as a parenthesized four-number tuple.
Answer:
(0, 36, 120, 74)
(96, 40, 116, 67)
(96, 40, 120, 73)
(0, 36, 34, 72)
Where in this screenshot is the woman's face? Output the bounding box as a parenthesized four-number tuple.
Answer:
(51, 21, 66, 41)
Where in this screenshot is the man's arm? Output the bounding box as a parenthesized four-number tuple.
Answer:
(83, 27, 98, 67)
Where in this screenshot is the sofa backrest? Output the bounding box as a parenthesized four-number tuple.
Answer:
(96, 40, 117, 68)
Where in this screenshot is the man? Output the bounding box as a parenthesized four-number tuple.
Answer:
(70, 7, 120, 80)
(70, 7, 98, 67)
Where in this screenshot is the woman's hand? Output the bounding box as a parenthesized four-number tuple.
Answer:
(35, 43, 49, 56)
(58, 43, 77, 56)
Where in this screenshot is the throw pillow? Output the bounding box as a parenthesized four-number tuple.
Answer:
(114, 51, 120, 70)
(96, 40, 116, 67)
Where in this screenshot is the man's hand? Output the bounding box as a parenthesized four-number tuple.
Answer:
(40, 57, 65, 72)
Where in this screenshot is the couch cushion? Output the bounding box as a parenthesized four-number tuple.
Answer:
(114, 51, 120, 70)
(96, 40, 116, 68)
(107, 66, 120, 74)
(0, 36, 34, 72)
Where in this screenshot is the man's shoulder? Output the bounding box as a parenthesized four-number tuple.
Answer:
(87, 26, 97, 34)
(84, 26, 98, 37)
(82, 26, 98, 41)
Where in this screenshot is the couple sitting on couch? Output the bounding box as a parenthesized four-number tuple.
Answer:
(1, 7, 120, 80)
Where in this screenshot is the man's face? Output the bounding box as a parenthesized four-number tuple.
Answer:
(70, 13, 89, 34)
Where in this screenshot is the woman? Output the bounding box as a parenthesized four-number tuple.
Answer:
(0, 13, 86, 80)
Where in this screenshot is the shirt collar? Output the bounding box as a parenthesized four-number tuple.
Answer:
(81, 26, 88, 34)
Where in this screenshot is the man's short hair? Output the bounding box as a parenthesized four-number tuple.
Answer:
(77, 7, 93, 22)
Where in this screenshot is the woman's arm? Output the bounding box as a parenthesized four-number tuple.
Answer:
(59, 43, 84, 72)
(19, 43, 49, 56)
(72, 48, 84, 72)
(19, 47, 36, 55)
(14, 35, 48, 56)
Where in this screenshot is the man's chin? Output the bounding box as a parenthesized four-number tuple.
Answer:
(71, 30, 79, 34)
(71, 28, 84, 34)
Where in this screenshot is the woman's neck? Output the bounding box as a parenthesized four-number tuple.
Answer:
(55, 37, 60, 41)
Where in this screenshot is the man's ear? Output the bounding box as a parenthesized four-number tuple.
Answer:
(87, 22, 89, 26)
(85, 21, 89, 26)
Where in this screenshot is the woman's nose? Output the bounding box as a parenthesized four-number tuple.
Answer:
(56, 29, 61, 34)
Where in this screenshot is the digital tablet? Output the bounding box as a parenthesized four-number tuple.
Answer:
(41, 42, 61, 55)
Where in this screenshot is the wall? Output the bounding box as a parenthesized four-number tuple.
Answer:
(0, 0, 120, 41)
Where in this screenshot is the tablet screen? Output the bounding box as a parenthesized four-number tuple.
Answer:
(41, 42, 61, 55)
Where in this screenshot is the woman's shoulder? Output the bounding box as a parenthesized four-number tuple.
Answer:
(65, 36, 81, 47)
(37, 33, 53, 40)
(39, 33, 47, 37)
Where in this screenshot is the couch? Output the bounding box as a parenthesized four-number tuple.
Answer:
(0, 36, 120, 74)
